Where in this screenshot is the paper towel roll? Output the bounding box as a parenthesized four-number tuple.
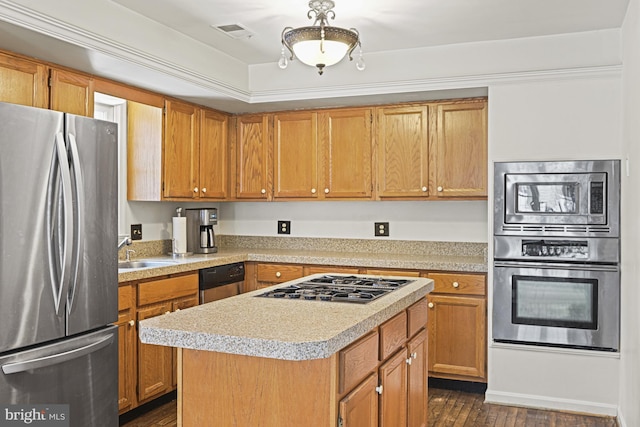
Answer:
(172, 217, 187, 254)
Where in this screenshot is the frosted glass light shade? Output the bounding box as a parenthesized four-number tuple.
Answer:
(283, 26, 358, 69)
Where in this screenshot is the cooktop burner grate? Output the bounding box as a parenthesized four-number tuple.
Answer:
(256, 275, 415, 304)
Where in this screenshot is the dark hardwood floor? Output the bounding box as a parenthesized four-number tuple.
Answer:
(120, 386, 619, 427)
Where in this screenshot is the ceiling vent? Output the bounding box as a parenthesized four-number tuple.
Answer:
(212, 23, 254, 39)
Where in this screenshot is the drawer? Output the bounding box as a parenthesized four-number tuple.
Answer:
(256, 264, 304, 283)
(379, 311, 407, 361)
(339, 330, 379, 394)
(429, 273, 486, 296)
(137, 273, 199, 306)
(304, 266, 360, 275)
(407, 298, 428, 338)
(118, 285, 133, 311)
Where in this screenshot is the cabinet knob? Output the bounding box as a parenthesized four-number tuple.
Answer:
(437, 186, 443, 192)
(201, 188, 207, 193)
(405, 357, 412, 365)
(261, 189, 266, 194)
(452, 281, 459, 288)
(324, 188, 329, 194)
(311, 188, 316, 194)
(428, 302, 434, 309)
(175, 308, 181, 312)
(193, 187, 199, 193)
(412, 352, 418, 360)
(164, 311, 171, 315)
(128, 320, 135, 327)
(421, 186, 427, 192)
(275, 271, 282, 278)
(375, 385, 383, 395)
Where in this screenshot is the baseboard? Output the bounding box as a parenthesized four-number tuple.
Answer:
(484, 389, 618, 418)
(617, 410, 627, 427)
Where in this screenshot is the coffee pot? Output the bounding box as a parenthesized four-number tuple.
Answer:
(185, 208, 218, 254)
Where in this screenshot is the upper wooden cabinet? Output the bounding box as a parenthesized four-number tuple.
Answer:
(0, 51, 48, 108)
(376, 105, 430, 199)
(375, 99, 487, 200)
(319, 108, 373, 199)
(162, 99, 230, 201)
(434, 100, 488, 198)
(273, 111, 319, 199)
(234, 114, 272, 200)
(49, 68, 94, 117)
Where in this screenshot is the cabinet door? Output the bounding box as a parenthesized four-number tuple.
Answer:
(127, 100, 163, 201)
(0, 52, 48, 108)
(434, 100, 487, 198)
(236, 114, 271, 199)
(137, 302, 173, 402)
(339, 373, 378, 427)
(49, 69, 94, 116)
(407, 329, 428, 427)
(273, 111, 318, 199)
(319, 108, 372, 199)
(199, 108, 229, 199)
(376, 105, 429, 199)
(164, 100, 199, 199)
(379, 349, 408, 427)
(428, 294, 486, 381)
(116, 286, 136, 414)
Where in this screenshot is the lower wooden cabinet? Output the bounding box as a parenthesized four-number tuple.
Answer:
(338, 299, 428, 427)
(116, 284, 136, 414)
(427, 273, 486, 382)
(117, 272, 199, 413)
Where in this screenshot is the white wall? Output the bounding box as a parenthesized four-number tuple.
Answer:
(485, 74, 624, 416)
(619, 0, 640, 425)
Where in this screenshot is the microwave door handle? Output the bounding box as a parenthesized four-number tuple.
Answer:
(66, 134, 84, 312)
(1, 334, 114, 375)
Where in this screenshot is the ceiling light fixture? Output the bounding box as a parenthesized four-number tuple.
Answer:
(279, 0, 365, 75)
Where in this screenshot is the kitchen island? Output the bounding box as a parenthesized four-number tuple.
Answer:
(139, 274, 434, 427)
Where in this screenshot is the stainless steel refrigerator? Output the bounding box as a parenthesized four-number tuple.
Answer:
(0, 102, 118, 426)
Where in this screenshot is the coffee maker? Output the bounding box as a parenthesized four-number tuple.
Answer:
(185, 208, 218, 254)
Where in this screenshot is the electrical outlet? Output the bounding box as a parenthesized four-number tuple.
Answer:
(277, 220, 291, 235)
(374, 222, 389, 237)
(131, 224, 142, 240)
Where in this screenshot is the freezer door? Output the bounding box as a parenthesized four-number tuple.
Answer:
(0, 326, 118, 427)
(0, 102, 66, 353)
(65, 114, 118, 335)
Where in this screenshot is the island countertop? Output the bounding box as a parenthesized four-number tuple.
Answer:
(139, 274, 434, 361)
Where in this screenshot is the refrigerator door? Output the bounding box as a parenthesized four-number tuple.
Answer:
(0, 326, 118, 427)
(65, 114, 118, 335)
(0, 102, 66, 353)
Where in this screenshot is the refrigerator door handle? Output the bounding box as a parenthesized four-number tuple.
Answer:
(66, 133, 84, 311)
(1, 333, 114, 375)
(46, 132, 74, 316)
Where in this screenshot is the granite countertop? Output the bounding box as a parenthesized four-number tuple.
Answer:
(118, 246, 487, 283)
(138, 274, 434, 361)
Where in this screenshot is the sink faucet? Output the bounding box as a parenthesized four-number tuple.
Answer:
(118, 236, 132, 250)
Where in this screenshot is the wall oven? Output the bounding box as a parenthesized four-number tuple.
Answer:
(493, 160, 621, 352)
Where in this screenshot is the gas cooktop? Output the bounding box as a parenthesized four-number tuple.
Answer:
(256, 275, 415, 304)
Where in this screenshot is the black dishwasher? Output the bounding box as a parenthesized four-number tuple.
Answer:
(199, 262, 245, 304)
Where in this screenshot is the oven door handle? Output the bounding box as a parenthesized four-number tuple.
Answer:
(494, 260, 619, 272)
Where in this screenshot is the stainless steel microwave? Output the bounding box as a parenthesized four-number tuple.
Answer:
(494, 160, 620, 237)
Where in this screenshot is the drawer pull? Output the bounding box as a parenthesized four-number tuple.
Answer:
(275, 272, 282, 278)
(452, 281, 459, 288)
(428, 302, 434, 309)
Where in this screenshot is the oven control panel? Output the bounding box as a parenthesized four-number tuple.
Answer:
(522, 240, 588, 258)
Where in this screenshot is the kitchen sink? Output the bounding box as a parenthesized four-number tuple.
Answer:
(117, 260, 177, 269)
